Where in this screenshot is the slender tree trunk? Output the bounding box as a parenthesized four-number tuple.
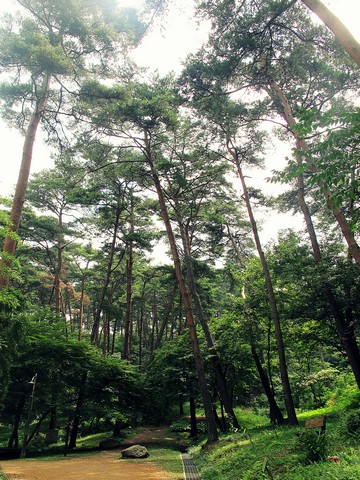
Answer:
(102, 314, 108, 356)
(300, 0, 360, 68)
(252, 344, 285, 424)
(54, 210, 63, 315)
(48, 404, 57, 430)
(150, 293, 158, 359)
(228, 224, 284, 421)
(179, 222, 240, 430)
(26, 410, 49, 447)
(144, 129, 218, 443)
(0, 72, 52, 288)
(228, 143, 298, 425)
(154, 285, 177, 351)
(242, 285, 285, 424)
(69, 373, 87, 450)
(91, 206, 123, 345)
(268, 78, 360, 272)
(268, 79, 360, 387)
(189, 396, 198, 438)
(8, 394, 26, 448)
(137, 279, 149, 368)
(122, 197, 134, 360)
(78, 275, 86, 341)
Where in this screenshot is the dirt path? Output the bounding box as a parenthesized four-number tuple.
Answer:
(0, 451, 176, 479)
(0, 426, 181, 480)
(121, 426, 175, 446)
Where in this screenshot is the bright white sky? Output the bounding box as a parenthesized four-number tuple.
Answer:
(0, 0, 359, 242)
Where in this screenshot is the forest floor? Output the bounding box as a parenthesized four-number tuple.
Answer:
(0, 427, 182, 480)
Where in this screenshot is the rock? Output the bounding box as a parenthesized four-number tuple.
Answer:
(121, 445, 149, 458)
(99, 438, 122, 450)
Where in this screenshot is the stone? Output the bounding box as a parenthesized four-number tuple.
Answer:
(121, 444, 149, 458)
(99, 438, 122, 450)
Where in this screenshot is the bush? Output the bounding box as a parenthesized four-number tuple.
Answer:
(169, 418, 207, 433)
(346, 411, 360, 435)
(169, 419, 191, 432)
(296, 430, 328, 463)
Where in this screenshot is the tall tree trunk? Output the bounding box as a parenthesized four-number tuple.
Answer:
(91, 206, 123, 345)
(144, 129, 218, 443)
(122, 197, 134, 360)
(150, 292, 158, 359)
(137, 278, 149, 368)
(268, 78, 360, 272)
(154, 285, 177, 351)
(252, 344, 285, 424)
(242, 284, 285, 424)
(268, 79, 360, 387)
(78, 274, 86, 341)
(228, 224, 284, 421)
(69, 373, 87, 450)
(300, 0, 360, 68)
(8, 394, 26, 448)
(54, 209, 63, 315)
(189, 396, 198, 438)
(179, 222, 240, 430)
(228, 143, 298, 425)
(0, 72, 52, 289)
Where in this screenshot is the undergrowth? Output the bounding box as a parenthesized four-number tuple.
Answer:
(189, 384, 360, 480)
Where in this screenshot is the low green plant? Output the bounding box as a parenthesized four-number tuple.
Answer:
(122, 447, 183, 479)
(296, 430, 328, 463)
(169, 419, 191, 432)
(288, 462, 360, 479)
(169, 418, 207, 433)
(346, 411, 360, 435)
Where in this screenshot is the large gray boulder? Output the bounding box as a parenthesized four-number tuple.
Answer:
(121, 444, 149, 458)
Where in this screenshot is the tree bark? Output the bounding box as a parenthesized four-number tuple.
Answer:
(300, 0, 360, 68)
(8, 394, 26, 448)
(179, 221, 240, 430)
(268, 78, 360, 272)
(69, 373, 87, 450)
(268, 79, 360, 387)
(122, 196, 134, 360)
(228, 143, 298, 425)
(91, 205, 123, 345)
(0, 72, 52, 288)
(154, 285, 177, 351)
(242, 285, 285, 424)
(189, 396, 198, 438)
(78, 275, 86, 341)
(144, 129, 218, 443)
(54, 209, 63, 315)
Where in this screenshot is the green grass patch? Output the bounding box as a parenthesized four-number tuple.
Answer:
(120, 447, 183, 479)
(189, 405, 360, 480)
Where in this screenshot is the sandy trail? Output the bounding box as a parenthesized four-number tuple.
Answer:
(0, 450, 176, 479)
(0, 426, 180, 480)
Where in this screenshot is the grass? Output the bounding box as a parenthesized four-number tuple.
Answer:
(188, 403, 360, 480)
(2, 384, 359, 480)
(125, 447, 184, 479)
(0, 448, 183, 480)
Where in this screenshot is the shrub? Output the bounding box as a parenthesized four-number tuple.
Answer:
(169, 419, 190, 432)
(346, 411, 360, 435)
(169, 418, 207, 433)
(296, 430, 328, 463)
